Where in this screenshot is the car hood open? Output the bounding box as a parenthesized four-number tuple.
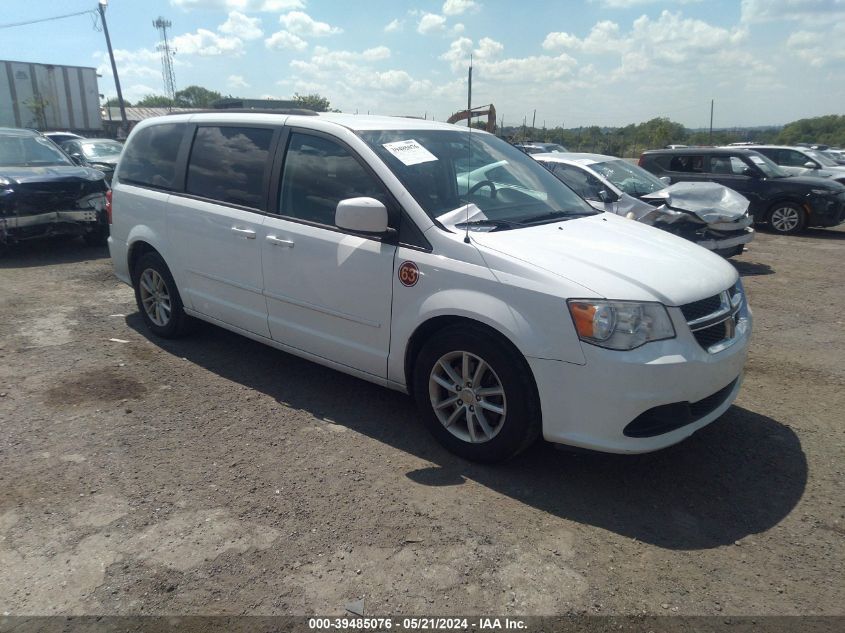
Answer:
(471, 212, 738, 306)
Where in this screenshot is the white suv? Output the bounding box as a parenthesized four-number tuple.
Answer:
(108, 112, 752, 462)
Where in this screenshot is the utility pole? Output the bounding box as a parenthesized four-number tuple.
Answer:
(98, 1, 127, 130)
(709, 99, 714, 144)
(532, 109, 536, 132)
(466, 55, 472, 128)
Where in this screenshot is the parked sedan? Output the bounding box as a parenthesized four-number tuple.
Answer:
(0, 127, 109, 248)
(534, 153, 753, 257)
(61, 138, 123, 184)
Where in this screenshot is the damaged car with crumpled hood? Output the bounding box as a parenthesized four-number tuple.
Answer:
(534, 152, 754, 257)
(1, 127, 109, 251)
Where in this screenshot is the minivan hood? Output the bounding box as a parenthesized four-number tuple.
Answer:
(471, 212, 738, 306)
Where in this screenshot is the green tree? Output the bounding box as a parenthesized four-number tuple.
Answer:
(104, 96, 132, 107)
(174, 85, 223, 108)
(292, 92, 333, 112)
(135, 94, 175, 107)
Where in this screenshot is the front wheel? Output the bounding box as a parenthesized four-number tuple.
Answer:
(132, 252, 192, 338)
(413, 326, 540, 463)
(768, 202, 806, 235)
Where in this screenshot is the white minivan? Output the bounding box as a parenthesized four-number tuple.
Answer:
(108, 112, 752, 462)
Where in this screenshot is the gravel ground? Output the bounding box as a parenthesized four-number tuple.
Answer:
(0, 227, 843, 617)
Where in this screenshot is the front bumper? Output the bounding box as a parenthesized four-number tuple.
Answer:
(694, 226, 754, 252)
(807, 191, 845, 227)
(529, 303, 752, 453)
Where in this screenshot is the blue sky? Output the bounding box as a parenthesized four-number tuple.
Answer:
(2, 0, 844, 128)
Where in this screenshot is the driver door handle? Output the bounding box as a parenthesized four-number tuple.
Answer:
(266, 235, 294, 248)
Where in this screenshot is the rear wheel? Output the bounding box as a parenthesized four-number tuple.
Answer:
(768, 202, 806, 235)
(132, 252, 192, 338)
(413, 325, 540, 462)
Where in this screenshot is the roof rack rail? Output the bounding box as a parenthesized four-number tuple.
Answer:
(166, 108, 319, 116)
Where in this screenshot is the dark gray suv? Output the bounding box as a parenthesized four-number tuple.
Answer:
(639, 147, 845, 234)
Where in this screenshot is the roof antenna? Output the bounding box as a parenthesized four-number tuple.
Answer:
(464, 54, 473, 244)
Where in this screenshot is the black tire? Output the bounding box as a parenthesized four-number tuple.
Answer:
(83, 225, 109, 247)
(412, 325, 541, 463)
(132, 251, 192, 338)
(767, 202, 806, 235)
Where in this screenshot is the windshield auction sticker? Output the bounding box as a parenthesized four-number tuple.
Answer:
(382, 139, 438, 166)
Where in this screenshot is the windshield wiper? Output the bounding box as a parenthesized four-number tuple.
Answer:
(455, 218, 521, 231)
(517, 210, 598, 225)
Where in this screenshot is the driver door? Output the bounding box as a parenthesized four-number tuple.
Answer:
(260, 130, 398, 378)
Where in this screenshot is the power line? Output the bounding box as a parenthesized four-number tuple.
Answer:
(0, 9, 95, 30)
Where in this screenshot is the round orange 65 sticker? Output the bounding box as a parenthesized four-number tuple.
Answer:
(398, 261, 420, 287)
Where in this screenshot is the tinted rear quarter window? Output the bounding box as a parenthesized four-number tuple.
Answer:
(117, 123, 184, 190)
(186, 126, 274, 209)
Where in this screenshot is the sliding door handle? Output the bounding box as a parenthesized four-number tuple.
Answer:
(231, 227, 256, 239)
(266, 235, 294, 248)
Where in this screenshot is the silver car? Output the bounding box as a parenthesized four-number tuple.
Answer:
(534, 152, 754, 257)
(744, 145, 845, 184)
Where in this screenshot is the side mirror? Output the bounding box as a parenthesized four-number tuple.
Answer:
(803, 161, 817, 169)
(741, 168, 758, 178)
(659, 176, 671, 185)
(69, 153, 83, 164)
(336, 197, 389, 234)
(596, 189, 618, 203)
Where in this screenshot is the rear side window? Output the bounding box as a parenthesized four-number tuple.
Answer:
(666, 154, 705, 173)
(709, 155, 750, 175)
(278, 132, 388, 227)
(186, 126, 274, 209)
(117, 123, 184, 190)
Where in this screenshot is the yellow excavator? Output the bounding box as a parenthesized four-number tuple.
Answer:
(446, 104, 497, 133)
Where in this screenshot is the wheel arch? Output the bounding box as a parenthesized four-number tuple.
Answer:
(403, 314, 540, 407)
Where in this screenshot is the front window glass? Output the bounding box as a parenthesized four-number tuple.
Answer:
(747, 153, 788, 178)
(279, 132, 389, 226)
(0, 134, 72, 167)
(80, 140, 123, 160)
(359, 130, 594, 227)
(591, 159, 665, 196)
(544, 162, 605, 200)
(805, 150, 836, 167)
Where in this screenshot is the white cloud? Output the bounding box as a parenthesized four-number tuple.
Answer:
(279, 11, 342, 37)
(786, 22, 845, 66)
(171, 0, 304, 11)
(228, 74, 250, 89)
(219, 11, 263, 40)
(592, 0, 701, 7)
(442, 0, 480, 15)
(740, 0, 845, 24)
(265, 30, 308, 51)
(172, 28, 244, 56)
(451, 23, 465, 35)
(418, 13, 447, 34)
(440, 36, 576, 83)
(384, 18, 404, 33)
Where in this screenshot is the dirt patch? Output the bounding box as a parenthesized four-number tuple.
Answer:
(44, 369, 147, 406)
(0, 230, 843, 616)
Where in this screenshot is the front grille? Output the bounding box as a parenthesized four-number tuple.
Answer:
(623, 378, 738, 438)
(693, 321, 730, 348)
(680, 294, 721, 322)
(681, 285, 743, 353)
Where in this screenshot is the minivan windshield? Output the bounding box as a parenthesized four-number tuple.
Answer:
(359, 130, 596, 229)
(591, 159, 666, 196)
(0, 134, 73, 167)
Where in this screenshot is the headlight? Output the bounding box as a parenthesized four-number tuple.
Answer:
(567, 300, 675, 350)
